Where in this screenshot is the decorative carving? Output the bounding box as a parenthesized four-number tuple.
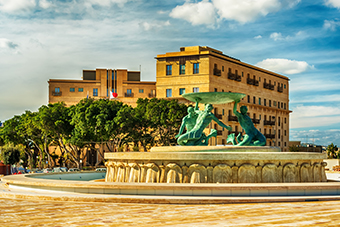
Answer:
(139, 164, 148, 183)
(207, 165, 214, 183)
(213, 164, 232, 183)
(145, 163, 160, 183)
(238, 164, 256, 183)
(182, 165, 189, 183)
(232, 165, 238, 183)
(313, 163, 322, 182)
(300, 163, 312, 182)
(166, 163, 182, 183)
(262, 164, 278, 183)
(105, 161, 115, 182)
(116, 162, 126, 182)
(283, 163, 297, 183)
(128, 163, 140, 183)
(321, 162, 328, 182)
(255, 165, 262, 183)
(188, 164, 207, 183)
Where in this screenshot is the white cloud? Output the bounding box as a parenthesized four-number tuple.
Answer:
(140, 20, 171, 31)
(256, 58, 314, 74)
(269, 31, 307, 41)
(169, 0, 216, 25)
(290, 94, 340, 103)
(254, 35, 262, 39)
(84, 0, 130, 7)
(170, 0, 300, 25)
(290, 129, 340, 146)
(0, 38, 19, 50)
(325, 0, 340, 9)
(38, 0, 52, 9)
(212, 0, 281, 24)
(270, 32, 284, 41)
(323, 19, 340, 31)
(290, 105, 340, 129)
(0, 0, 35, 13)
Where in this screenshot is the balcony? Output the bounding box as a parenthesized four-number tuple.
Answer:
(215, 114, 223, 119)
(148, 93, 156, 98)
(264, 133, 275, 139)
(229, 131, 240, 136)
(263, 82, 275, 90)
(52, 91, 62, 96)
(228, 72, 241, 82)
(228, 115, 238, 122)
(264, 120, 275, 126)
(252, 118, 260, 124)
(277, 86, 283, 93)
(124, 93, 134, 97)
(217, 130, 223, 136)
(213, 68, 221, 76)
(247, 78, 259, 86)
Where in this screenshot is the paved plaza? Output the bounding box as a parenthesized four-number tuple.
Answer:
(1, 198, 340, 226)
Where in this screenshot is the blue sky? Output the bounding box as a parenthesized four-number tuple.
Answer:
(0, 0, 340, 146)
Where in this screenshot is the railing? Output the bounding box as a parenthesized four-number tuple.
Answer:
(230, 131, 240, 135)
(263, 82, 275, 90)
(228, 72, 241, 82)
(148, 93, 156, 98)
(277, 86, 283, 93)
(263, 120, 275, 126)
(247, 78, 259, 86)
(228, 115, 238, 122)
(52, 91, 62, 96)
(252, 118, 260, 124)
(213, 68, 221, 76)
(124, 93, 134, 97)
(264, 133, 275, 139)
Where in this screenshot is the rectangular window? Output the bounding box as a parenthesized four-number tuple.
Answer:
(70, 88, 75, 92)
(259, 98, 261, 105)
(179, 88, 185, 95)
(264, 99, 266, 106)
(269, 100, 271, 107)
(284, 103, 286, 109)
(93, 88, 98, 97)
(166, 65, 172, 75)
(55, 87, 60, 93)
(166, 89, 172, 97)
(284, 84, 286, 89)
(179, 64, 185, 75)
(78, 88, 83, 92)
(127, 89, 132, 94)
(214, 88, 217, 92)
(193, 63, 199, 74)
(193, 87, 199, 93)
(139, 89, 144, 93)
(222, 66, 224, 71)
(253, 96, 256, 104)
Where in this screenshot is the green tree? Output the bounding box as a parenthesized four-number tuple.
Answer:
(327, 143, 339, 159)
(0, 143, 22, 165)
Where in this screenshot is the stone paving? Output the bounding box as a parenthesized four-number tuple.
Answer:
(1, 198, 340, 226)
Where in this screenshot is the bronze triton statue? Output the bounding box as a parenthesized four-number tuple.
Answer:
(177, 92, 266, 146)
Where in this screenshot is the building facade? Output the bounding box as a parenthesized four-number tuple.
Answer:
(48, 69, 156, 107)
(156, 46, 290, 151)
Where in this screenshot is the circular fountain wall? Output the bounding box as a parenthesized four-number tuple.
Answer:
(104, 146, 327, 184)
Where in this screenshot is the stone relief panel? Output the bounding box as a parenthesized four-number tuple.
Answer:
(321, 162, 328, 182)
(262, 164, 279, 183)
(188, 164, 207, 183)
(116, 162, 126, 182)
(283, 163, 297, 183)
(105, 161, 116, 182)
(165, 163, 183, 183)
(213, 164, 232, 183)
(300, 163, 312, 182)
(238, 164, 256, 183)
(128, 163, 140, 183)
(313, 163, 322, 182)
(145, 163, 160, 183)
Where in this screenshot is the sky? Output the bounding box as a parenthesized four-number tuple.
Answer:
(0, 0, 340, 146)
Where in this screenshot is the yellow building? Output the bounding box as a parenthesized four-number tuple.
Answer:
(156, 46, 290, 151)
(48, 68, 156, 107)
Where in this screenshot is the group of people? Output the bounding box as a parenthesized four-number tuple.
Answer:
(175, 99, 266, 146)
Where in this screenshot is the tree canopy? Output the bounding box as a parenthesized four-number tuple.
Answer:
(0, 98, 187, 168)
